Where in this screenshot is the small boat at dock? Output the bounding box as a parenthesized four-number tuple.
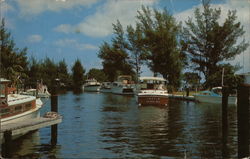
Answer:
(0, 78, 43, 125)
(194, 87, 237, 105)
(111, 75, 135, 95)
(136, 77, 169, 106)
(83, 79, 101, 92)
(100, 82, 112, 93)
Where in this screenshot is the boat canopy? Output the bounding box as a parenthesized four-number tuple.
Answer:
(0, 78, 10, 83)
(139, 77, 166, 82)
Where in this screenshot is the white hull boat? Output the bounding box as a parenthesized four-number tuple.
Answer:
(100, 82, 112, 93)
(194, 87, 237, 105)
(83, 79, 101, 92)
(111, 75, 135, 95)
(136, 77, 169, 106)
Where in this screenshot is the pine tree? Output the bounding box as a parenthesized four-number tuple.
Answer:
(181, 0, 249, 88)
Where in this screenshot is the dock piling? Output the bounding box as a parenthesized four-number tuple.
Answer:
(2, 130, 12, 158)
(237, 84, 250, 158)
(222, 86, 229, 157)
(50, 79, 59, 145)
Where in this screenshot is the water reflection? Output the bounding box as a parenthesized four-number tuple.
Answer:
(7, 92, 239, 158)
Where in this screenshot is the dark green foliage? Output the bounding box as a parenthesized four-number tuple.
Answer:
(206, 63, 243, 89)
(181, 1, 249, 88)
(126, 24, 147, 83)
(0, 19, 28, 85)
(136, 6, 183, 90)
(71, 59, 85, 88)
(57, 59, 71, 87)
(183, 72, 201, 89)
(98, 21, 134, 81)
(87, 68, 108, 82)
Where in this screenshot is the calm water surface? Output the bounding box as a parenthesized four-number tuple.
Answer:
(11, 91, 238, 158)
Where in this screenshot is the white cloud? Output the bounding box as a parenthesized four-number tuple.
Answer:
(54, 0, 158, 37)
(54, 24, 73, 33)
(27, 34, 43, 43)
(16, 0, 98, 16)
(174, 0, 250, 73)
(55, 38, 98, 50)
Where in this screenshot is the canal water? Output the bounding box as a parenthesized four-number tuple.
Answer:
(10, 92, 238, 158)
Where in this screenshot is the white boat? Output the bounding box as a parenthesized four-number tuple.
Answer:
(111, 75, 135, 95)
(136, 77, 169, 106)
(83, 79, 101, 92)
(100, 82, 112, 93)
(194, 87, 237, 105)
(0, 78, 43, 140)
(21, 88, 50, 98)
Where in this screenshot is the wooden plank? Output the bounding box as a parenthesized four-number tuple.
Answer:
(0, 117, 62, 133)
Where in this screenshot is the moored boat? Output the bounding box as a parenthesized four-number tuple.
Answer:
(136, 77, 169, 106)
(0, 78, 43, 126)
(193, 87, 237, 105)
(100, 82, 112, 93)
(111, 75, 135, 95)
(83, 79, 101, 92)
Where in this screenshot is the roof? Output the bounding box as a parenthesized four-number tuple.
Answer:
(0, 78, 11, 83)
(139, 76, 166, 81)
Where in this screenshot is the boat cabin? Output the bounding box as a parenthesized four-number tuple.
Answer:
(139, 77, 167, 90)
(0, 78, 37, 120)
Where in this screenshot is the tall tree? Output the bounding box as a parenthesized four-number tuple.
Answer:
(136, 6, 183, 90)
(0, 19, 28, 85)
(126, 24, 147, 83)
(57, 59, 70, 87)
(181, 0, 249, 88)
(71, 59, 85, 88)
(87, 68, 107, 82)
(98, 20, 134, 81)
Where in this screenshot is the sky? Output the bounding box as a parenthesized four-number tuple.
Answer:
(1, 0, 250, 76)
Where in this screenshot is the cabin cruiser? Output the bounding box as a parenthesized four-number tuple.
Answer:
(193, 87, 237, 105)
(83, 79, 101, 92)
(100, 82, 112, 93)
(111, 75, 135, 95)
(0, 78, 43, 125)
(136, 77, 169, 106)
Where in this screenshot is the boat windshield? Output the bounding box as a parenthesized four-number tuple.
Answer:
(212, 88, 222, 96)
(140, 80, 166, 90)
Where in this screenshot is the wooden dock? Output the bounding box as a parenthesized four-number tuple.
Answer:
(168, 94, 195, 101)
(0, 113, 62, 142)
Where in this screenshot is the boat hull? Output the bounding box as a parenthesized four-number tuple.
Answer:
(137, 94, 168, 106)
(111, 87, 134, 95)
(83, 85, 101, 92)
(194, 95, 236, 105)
(100, 88, 112, 93)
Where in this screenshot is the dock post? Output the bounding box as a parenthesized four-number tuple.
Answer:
(237, 84, 250, 158)
(222, 86, 229, 157)
(186, 87, 189, 97)
(50, 79, 59, 145)
(1, 131, 12, 158)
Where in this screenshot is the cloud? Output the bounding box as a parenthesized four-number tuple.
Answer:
(174, 0, 250, 73)
(54, 0, 158, 37)
(27, 34, 43, 43)
(54, 24, 73, 33)
(0, 1, 14, 14)
(55, 38, 98, 50)
(16, 0, 99, 16)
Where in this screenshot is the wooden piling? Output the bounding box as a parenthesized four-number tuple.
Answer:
(2, 131, 12, 158)
(50, 79, 59, 145)
(237, 84, 250, 158)
(222, 86, 229, 157)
